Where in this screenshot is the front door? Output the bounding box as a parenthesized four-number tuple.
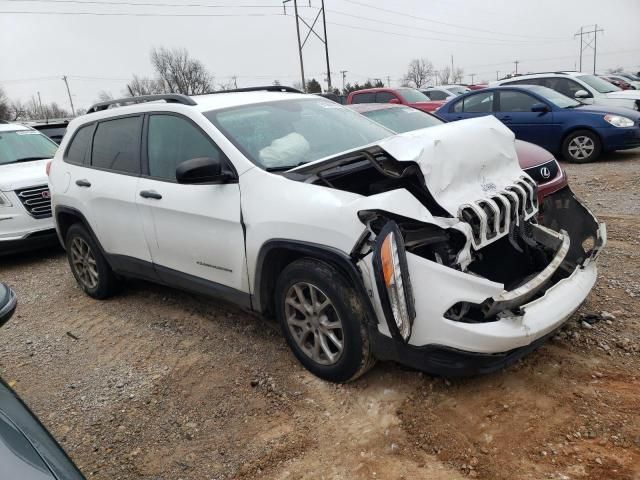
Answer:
(136, 113, 249, 294)
(495, 90, 557, 150)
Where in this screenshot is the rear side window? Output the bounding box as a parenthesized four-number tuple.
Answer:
(91, 116, 142, 174)
(461, 91, 494, 113)
(147, 115, 224, 181)
(64, 124, 93, 165)
(351, 92, 375, 104)
(375, 92, 396, 103)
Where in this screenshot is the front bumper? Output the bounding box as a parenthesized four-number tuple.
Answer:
(597, 126, 640, 151)
(0, 191, 56, 255)
(361, 187, 604, 376)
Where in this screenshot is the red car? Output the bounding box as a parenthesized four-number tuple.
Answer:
(346, 87, 445, 113)
(348, 103, 567, 203)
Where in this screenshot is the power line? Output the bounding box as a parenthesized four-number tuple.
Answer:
(0, 9, 284, 15)
(341, 0, 567, 40)
(0, 0, 288, 8)
(306, 17, 565, 47)
(325, 8, 570, 45)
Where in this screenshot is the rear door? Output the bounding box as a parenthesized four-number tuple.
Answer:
(136, 113, 249, 294)
(447, 90, 496, 121)
(83, 115, 152, 264)
(495, 90, 557, 150)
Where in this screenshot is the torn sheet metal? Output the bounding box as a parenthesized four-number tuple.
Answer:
(377, 116, 529, 217)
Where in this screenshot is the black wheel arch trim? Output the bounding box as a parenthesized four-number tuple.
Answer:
(253, 239, 379, 327)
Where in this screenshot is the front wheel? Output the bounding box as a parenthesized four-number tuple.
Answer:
(275, 258, 375, 383)
(562, 130, 601, 163)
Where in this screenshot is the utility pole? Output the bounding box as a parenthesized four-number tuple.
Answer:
(340, 70, 347, 91)
(496, 70, 500, 80)
(37, 91, 43, 118)
(386, 75, 391, 87)
(451, 55, 454, 75)
(470, 73, 476, 85)
(514, 60, 519, 75)
(283, 0, 332, 92)
(574, 25, 604, 73)
(575, 26, 584, 71)
(61, 76, 75, 116)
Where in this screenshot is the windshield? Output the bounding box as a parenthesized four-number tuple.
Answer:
(0, 130, 58, 165)
(205, 98, 392, 170)
(396, 88, 432, 103)
(527, 85, 582, 108)
(446, 86, 470, 95)
(577, 74, 621, 94)
(362, 106, 443, 133)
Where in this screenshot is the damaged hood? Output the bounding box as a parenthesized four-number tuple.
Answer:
(376, 116, 526, 216)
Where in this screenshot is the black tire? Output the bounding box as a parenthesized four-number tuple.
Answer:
(561, 129, 601, 163)
(275, 258, 375, 383)
(65, 223, 117, 299)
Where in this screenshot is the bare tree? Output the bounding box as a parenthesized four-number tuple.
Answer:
(437, 66, 452, 85)
(451, 67, 465, 84)
(150, 47, 213, 95)
(403, 58, 434, 88)
(125, 75, 165, 97)
(607, 66, 624, 74)
(97, 91, 114, 102)
(0, 87, 9, 121)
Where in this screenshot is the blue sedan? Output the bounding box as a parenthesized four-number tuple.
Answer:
(436, 85, 640, 162)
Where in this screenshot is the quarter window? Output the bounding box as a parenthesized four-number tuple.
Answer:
(91, 116, 142, 174)
(147, 115, 224, 181)
(64, 124, 93, 165)
(498, 91, 539, 112)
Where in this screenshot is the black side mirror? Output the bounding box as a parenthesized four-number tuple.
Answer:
(531, 102, 549, 113)
(0, 283, 17, 328)
(176, 157, 232, 184)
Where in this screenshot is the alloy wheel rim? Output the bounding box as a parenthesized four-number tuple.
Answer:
(70, 237, 99, 289)
(284, 282, 344, 366)
(568, 136, 595, 160)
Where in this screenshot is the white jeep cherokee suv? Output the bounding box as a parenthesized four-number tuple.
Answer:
(494, 71, 640, 111)
(48, 88, 606, 382)
(0, 122, 58, 254)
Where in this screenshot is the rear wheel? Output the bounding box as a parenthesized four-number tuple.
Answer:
(562, 130, 601, 163)
(275, 258, 375, 383)
(65, 223, 117, 299)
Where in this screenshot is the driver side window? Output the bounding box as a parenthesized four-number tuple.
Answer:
(147, 114, 224, 181)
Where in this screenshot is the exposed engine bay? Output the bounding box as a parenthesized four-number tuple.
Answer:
(286, 117, 606, 331)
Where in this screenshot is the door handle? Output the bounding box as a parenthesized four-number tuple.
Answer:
(139, 190, 162, 200)
(75, 179, 91, 187)
(499, 115, 512, 122)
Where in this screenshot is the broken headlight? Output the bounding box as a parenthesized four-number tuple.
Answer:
(372, 221, 416, 342)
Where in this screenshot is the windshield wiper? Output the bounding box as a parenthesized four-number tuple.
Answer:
(7, 156, 50, 164)
(265, 161, 307, 172)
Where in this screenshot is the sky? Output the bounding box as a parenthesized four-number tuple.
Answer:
(1, 0, 639, 112)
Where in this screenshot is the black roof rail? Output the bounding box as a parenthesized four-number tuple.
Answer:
(86, 93, 197, 114)
(204, 85, 303, 95)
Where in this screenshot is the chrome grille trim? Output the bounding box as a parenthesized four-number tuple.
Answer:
(458, 176, 538, 250)
(14, 185, 52, 219)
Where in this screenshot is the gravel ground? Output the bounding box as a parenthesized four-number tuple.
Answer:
(1, 148, 639, 480)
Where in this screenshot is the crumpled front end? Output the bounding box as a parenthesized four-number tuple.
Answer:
(287, 116, 605, 375)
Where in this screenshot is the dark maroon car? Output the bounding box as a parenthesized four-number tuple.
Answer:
(348, 103, 568, 203)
